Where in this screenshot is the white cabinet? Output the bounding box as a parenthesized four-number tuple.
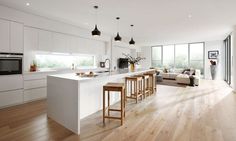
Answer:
(0, 19, 10, 52)
(53, 33, 68, 53)
(24, 87, 46, 102)
(24, 79, 47, 90)
(38, 29, 53, 51)
(24, 27, 38, 71)
(0, 75, 23, 92)
(0, 89, 23, 108)
(10, 22, 23, 53)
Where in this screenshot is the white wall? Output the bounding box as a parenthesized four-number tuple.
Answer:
(140, 46, 152, 69)
(204, 40, 225, 80)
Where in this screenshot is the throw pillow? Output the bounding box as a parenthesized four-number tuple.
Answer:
(184, 71, 190, 75)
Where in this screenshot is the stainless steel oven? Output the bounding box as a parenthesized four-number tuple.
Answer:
(0, 53, 23, 75)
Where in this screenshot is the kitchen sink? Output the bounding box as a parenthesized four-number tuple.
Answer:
(96, 70, 110, 73)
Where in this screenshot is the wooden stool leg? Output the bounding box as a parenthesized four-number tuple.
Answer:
(108, 91, 110, 116)
(103, 89, 105, 124)
(121, 89, 124, 125)
(125, 79, 127, 101)
(123, 88, 126, 118)
(135, 81, 138, 103)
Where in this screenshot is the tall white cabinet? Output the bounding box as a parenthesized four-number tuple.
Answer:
(0, 19, 10, 52)
(10, 22, 24, 53)
(0, 19, 23, 53)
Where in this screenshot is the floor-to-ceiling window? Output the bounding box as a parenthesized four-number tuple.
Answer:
(151, 46, 162, 68)
(163, 45, 175, 68)
(151, 42, 205, 75)
(175, 44, 188, 68)
(189, 43, 204, 74)
(224, 35, 231, 85)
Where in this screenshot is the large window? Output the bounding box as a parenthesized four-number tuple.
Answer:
(189, 43, 204, 73)
(151, 42, 205, 75)
(151, 46, 162, 67)
(163, 45, 174, 68)
(175, 44, 188, 68)
(35, 53, 96, 69)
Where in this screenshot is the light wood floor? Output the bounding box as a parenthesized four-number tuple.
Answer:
(0, 80, 235, 141)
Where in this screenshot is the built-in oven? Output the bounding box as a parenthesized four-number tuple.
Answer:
(0, 53, 23, 75)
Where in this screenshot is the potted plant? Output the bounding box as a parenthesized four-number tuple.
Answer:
(123, 53, 145, 71)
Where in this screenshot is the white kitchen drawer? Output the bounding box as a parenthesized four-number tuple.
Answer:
(24, 87, 47, 102)
(0, 75, 23, 92)
(23, 72, 55, 80)
(0, 89, 23, 108)
(24, 79, 46, 90)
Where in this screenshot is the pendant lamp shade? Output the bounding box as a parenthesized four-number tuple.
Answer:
(92, 25, 101, 36)
(91, 6, 101, 36)
(129, 37, 135, 45)
(114, 32, 122, 41)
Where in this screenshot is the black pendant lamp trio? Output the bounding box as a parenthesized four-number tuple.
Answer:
(91, 5, 135, 45)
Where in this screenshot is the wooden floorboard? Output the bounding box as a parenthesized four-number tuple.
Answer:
(0, 80, 235, 141)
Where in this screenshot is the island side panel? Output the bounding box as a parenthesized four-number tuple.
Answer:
(47, 76, 80, 134)
(79, 77, 124, 119)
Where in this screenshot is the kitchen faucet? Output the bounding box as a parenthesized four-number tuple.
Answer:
(105, 58, 111, 72)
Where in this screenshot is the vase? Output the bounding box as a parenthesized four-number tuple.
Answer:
(210, 65, 217, 80)
(130, 63, 135, 72)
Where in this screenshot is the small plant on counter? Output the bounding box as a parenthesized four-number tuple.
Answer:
(30, 60, 38, 72)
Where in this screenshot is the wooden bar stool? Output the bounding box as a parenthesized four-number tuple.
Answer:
(144, 71, 157, 94)
(142, 74, 151, 98)
(103, 83, 125, 125)
(125, 76, 143, 103)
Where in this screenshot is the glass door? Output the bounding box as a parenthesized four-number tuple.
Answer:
(224, 35, 231, 85)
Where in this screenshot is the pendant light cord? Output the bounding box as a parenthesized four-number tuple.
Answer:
(94, 6, 99, 26)
(116, 17, 120, 33)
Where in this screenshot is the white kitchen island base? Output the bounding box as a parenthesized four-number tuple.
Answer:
(47, 69, 155, 135)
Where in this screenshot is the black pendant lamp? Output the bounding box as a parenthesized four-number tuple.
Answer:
(129, 25, 135, 45)
(114, 17, 122, 42)
(91, 6, 101, 36)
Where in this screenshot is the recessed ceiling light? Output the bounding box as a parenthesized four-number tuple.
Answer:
(188, 14, 192, 18)
(26, 2, 30, 6)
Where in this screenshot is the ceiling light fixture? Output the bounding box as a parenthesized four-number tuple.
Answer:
(26, 2, 30, 6)
(129, 25, 135, 45)
(91, 6, 101, 36)
(114, 17, 122, 42)
(188, 14, 192, 18)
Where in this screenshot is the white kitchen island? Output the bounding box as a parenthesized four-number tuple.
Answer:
(47, 69, 155, 135)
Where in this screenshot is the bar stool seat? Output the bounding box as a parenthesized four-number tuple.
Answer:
(103, 83, 125, 125)
(125, 76, 143, 103)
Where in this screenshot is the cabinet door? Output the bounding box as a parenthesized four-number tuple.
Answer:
(10, 22, 23, 53)
(24, 87, 46, 102)
(24, 27, 38, 71)
(0, 89, 23, 108)
(53, 33, 68, 53)
(38, 29, 53, 51)
(0, 19, 10, 53)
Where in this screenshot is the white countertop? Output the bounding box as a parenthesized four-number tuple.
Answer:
(48, 68, 155, 82)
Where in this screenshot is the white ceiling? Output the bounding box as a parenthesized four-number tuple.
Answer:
(0, 0, 235, 46)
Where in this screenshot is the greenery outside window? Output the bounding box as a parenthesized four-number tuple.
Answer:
(35, 53, 96, 69)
